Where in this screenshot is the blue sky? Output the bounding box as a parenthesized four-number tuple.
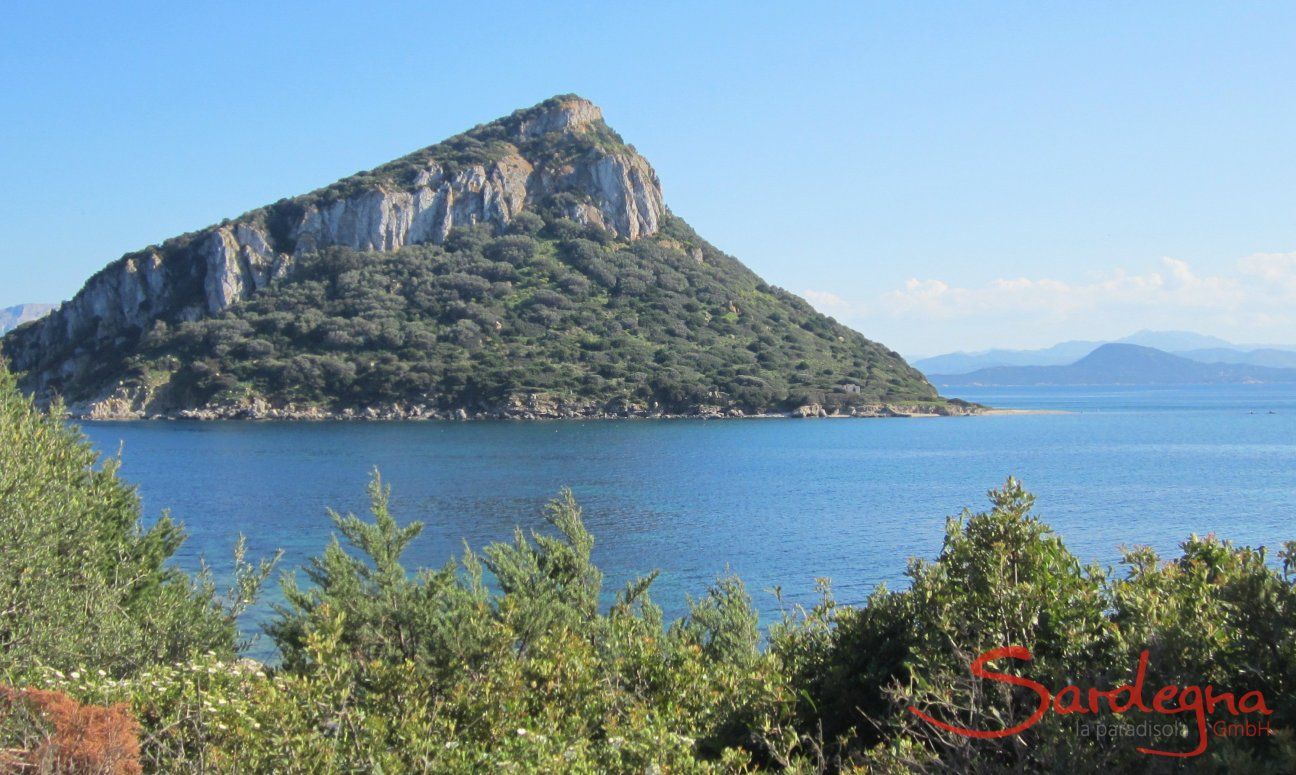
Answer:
(3, 2, 1295, 355)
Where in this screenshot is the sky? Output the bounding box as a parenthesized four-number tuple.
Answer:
(2, 2, 1295, 356)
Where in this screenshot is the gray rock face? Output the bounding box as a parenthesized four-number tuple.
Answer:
(4, 250, 177, 378)
(291, 155, 535, 253)
(546, 153, 663, 240)
(3, 96, 668, 397)
(202, 224, 292, 313)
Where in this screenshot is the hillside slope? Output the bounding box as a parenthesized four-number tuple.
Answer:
(3, 96, 959, 419)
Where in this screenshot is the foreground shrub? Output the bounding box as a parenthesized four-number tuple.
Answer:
(259, 477, 793, 771)
(775, 480, 1296, 772)
(22, 479, 792, 772)
(0, 365, 273, 680)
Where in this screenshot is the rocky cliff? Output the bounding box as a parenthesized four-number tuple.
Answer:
(4, 96, 664, 397)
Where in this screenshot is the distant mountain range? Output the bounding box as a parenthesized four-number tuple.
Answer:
(0, 304, 56, 335)
(1173, 348, 1296, 369)
(914, 330, 1296, 375)
(930, 343, 1296, 386)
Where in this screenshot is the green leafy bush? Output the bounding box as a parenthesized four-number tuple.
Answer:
(773, 480, 1296, 772)
(0, 366, 272, 680)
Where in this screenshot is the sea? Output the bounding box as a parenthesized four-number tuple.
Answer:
(81, 385, 1296, 659)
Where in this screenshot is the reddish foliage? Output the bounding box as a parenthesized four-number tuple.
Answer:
(0, 687, 142, 774)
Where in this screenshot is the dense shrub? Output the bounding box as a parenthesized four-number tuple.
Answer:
(36, 476, 789, 772)
(0, 367, 272, 680)
(772, 480, 1296, 772)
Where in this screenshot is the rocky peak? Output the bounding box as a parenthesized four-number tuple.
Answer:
(514, 95, 604, 139)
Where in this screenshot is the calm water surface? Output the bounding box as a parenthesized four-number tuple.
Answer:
(82, 385, 1296, 657)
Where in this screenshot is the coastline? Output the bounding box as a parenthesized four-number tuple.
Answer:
(68, 401, 987, 422)
(57, 390, 1090, 421)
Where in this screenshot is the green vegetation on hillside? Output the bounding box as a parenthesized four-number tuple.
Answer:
(1, 366, 1292, 772)
(120, 212, 942, 416)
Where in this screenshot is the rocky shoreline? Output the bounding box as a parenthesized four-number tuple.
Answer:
(62, 382, 984, 421)
(68, 395, 983, 422)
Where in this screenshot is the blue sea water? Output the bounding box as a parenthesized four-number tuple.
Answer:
(81, 385, 1296, 658)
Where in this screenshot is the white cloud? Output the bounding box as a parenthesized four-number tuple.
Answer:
(875, 257, 1256, 319)
(800, 289, 851, 312)
(802, 252, 1296, 350)
(1239, 252, 1296, 299)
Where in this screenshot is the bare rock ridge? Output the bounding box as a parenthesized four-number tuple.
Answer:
(5, 96, 665, 394)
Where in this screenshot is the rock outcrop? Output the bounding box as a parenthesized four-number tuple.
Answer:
(289, 155, 535, 254)
(4, 95, 666, 397)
